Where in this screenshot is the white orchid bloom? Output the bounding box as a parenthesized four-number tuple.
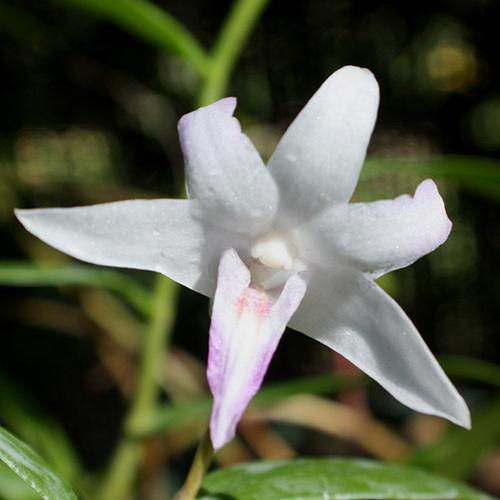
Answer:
(15, 66, 470, 451)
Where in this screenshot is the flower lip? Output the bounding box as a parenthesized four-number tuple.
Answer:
(250, 231, 297, 271)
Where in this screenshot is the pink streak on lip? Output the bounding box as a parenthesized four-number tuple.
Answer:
(235, 284, 272, 326)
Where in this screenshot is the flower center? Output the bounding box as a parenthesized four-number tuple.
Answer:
(250, 232, 296, 271)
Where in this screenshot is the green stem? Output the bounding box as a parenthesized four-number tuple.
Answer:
(94, 441, 140, 500)
(173, 428, 214, 500)
(0, 262, 152, 318)
(198, 0, 271, 106)
(96, 276, 178, 500)
(126, 276, 178, 432)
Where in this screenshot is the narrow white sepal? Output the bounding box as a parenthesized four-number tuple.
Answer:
(15, 200, 250, 297)
(291, 270, 471, 429)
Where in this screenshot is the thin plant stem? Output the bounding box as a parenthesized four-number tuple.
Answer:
(95, 276, 178, 500)
(94, 440, 140, 500)
(174, 428, 214, 500)
(126, 276, 178, 432)
(198, 0, 271, 106)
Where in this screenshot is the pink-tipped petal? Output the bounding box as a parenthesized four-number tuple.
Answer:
(178, 98, 279, 236)
(296, 179, 452, 277)
(207, 248, 308, 450)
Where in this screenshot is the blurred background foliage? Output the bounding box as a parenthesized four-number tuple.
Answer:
(1, 0, 500, 498)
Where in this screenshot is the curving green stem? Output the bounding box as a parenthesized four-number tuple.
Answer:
(173, 428, 214, 500)
(198, 0, 272, 107)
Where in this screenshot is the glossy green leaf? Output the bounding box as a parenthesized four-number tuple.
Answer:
(198, 458, 492, 500)
(363, 156, 500, 203)
(0, 370, 82, 483)
(0, 461, 42, 500)
(0, 426, 78, 500)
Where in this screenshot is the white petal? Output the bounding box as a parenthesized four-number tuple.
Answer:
(178, 98, 279, 236)
(296, 179, 452, 277)
(15, 200, 250, 297)
(290, 270, 471, 428)
(268, 66, 379, 225)
(207, 248, 308, 450)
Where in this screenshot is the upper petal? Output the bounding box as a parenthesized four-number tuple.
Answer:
(178, 98, 279, 236)
(15, 200, 250, 297)
(289, 270, 470, 428)
(268, 66, 379, 226)
(296, 179, 452, 277)
(207, 248, 308, 450)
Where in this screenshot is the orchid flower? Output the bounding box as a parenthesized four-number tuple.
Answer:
(15, 66, 470, 451)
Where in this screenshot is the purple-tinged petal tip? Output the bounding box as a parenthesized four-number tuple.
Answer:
(178, 97, 278, 237)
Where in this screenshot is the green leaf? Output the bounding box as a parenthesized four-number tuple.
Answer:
(45, 0, 209, 77)
(0, 370, 83, 483)
(0, 461, 42, 500)
(439, 355, 500, 388)
(0, 261, 152, 317)
(409, 395, 500, 479)
(0, 426, 79, 500)
(409, 356, 500, 479)
(363, 155, 500, 203)
(198, 458, 492, 500)
(139, 373, 367, 437)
